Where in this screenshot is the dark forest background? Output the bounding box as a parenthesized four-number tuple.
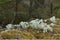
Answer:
(0, 0, 60, 26)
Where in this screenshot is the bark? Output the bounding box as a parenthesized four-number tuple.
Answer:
(11, 0, 18, 24)
(28, 0, 33, 18)
(49, 0, 53, 17)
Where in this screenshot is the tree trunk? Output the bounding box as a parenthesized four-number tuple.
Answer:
(50, 2, 53, 17)
(49, 0, 53, 17)
(28, 0, 33, 18)
(11, 0, 18, 24)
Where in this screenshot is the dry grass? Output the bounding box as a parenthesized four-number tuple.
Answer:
(0, 29, 35, 39)
(0, 18, 60, 39)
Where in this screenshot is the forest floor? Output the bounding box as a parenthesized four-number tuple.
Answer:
(0, 18, 60, 40)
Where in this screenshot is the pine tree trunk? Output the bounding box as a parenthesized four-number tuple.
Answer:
(11, 0, 18, 24)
